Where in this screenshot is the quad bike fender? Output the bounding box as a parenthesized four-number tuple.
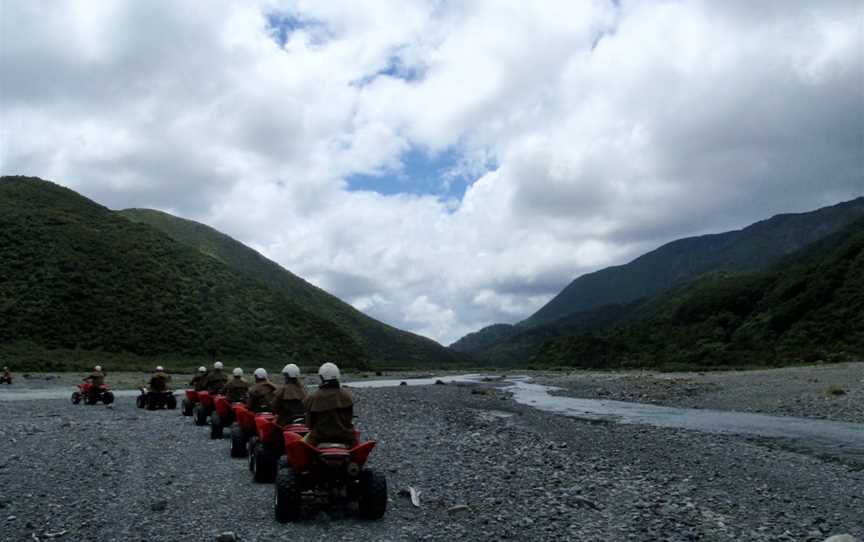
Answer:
(198, 391, 213, 410)
(283, 438, 377, 471)
(235, 405, 256, 433)
(214, 396, 233, 419)
(255, 416, 280, 445)
(185, 389, 199, 403)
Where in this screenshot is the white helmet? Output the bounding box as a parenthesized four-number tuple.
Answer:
(213, 361, 224, 370)
(232, 368, 243, 377)
(282, 364, 300, 378)
(155, 366, 164, 372)
(198, 366, 207, 373)
(254, 368, 268, 379)
(318, 362, 340, 382)
(94, 365, 102, 371)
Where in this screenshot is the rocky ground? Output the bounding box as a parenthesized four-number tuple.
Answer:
(534, 362, 864, 424)
(1, 377, 862, 541)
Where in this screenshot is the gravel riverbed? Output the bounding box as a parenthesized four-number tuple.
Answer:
(0, 380, 862, 541)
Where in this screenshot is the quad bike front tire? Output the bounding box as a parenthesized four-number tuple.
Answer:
(71, 392, 81, 405)
(166, 394, 177, 409)
(230, 423, 247, 458)
(274, 467, 302, 523)
(253, 445, 277, 483)
(182, 399, 193, 416)
(194, 404, 207, 426)
(357, 468, 388, 519)
(102, 391, 114, 405)
(210, 413, 223, 439)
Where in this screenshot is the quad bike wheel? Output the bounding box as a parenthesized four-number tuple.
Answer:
(274, 467, 302, 523)
(253, 444, 277, 483)
(71, 392, 81, 405)
(166, 394, 177, 409)
(230, 423, 247, 458)
(182, 399, 193, 416)
(103, 391, 114, 405)
(194, 404, 208, 426)
(248, 437, 259, 472)
(136, 394, 146, 409)
(357, 468, 388, 519)
(210, 413, 223, 439)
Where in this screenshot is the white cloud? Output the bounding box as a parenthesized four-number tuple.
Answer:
(1, 0, 862, 345)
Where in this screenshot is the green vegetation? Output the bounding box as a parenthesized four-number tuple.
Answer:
(454, 196, 864, 366)
(0, 176, 375, 371)
(531, 219, 864, 369)
(118, 208, 463, 368)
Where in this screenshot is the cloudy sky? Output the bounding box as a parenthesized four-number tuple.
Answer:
(1, 1, 862, 345)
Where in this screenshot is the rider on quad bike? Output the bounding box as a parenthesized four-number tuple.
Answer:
(247, 368, 277, 413)
(1, 366, 12, 385)
(206, 361, 228, 395)
(303, 362, 356, 447)
(83, 365, 106, 403)
(223, 368, 250, 403)
(189, 366, 208, 391)
(150, 366, 171, 392)
(139, 366, 177, 410)
(272, 364, 307, 426)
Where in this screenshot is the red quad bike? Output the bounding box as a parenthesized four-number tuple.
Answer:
(274, 430, 386, 522)
(182, 390, 200, 417)
(210, 395, 236, 439)
(136, 388, 178, 410)
(193, 391, 214, 426)
(71, 383, 114, 405)
(249, 416, 309, 483)
(230, 404, 256, 458)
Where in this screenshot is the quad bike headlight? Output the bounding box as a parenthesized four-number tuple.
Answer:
(347, 462, 360, 477)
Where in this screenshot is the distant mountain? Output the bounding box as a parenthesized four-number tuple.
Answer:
(453, 196, 864, 363)
(118, 209, 462, 367)
(450, 323, 514, 353)
(0, 176, 459, 371)
(532, 217, 864, 369)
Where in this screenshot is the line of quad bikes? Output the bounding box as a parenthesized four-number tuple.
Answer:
(70, 383, 387, 522)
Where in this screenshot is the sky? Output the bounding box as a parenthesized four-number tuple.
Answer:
(1, 0, 862, 345)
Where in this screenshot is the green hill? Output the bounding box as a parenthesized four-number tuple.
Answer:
(453, 197, 864, 363)
(531, 218, 864, 369)
(118, 208, 463, 368)
(0, 176, 453, 371)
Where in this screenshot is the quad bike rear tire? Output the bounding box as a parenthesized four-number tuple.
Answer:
(253, 445, 277, 483)
(357, 468, 387, 519)
(103, 391, 114, 405)
(166, 394, 177, 409)
(230, 423, 247, 458)
(136, 395, 146, 409)
(71, 392, 81, 405)
(210, 413, 223, 439)
(194, 404, 207, 426)
(182, 399, 193, 416)
(248, 437, 259, 472)
(274, 467, 302, 523)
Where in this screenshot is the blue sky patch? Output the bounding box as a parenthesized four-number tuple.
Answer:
(346, 146, 474, 199)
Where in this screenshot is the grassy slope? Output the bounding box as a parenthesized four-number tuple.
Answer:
(532, 219, 864, 369)
(454, 197, 864, 363)
(0, 176, 366, 371)
(526, 197, 864, 328)
(118, 208, 463, 368)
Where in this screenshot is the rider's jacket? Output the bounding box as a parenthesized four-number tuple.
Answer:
(303, 384, 355, 447)
(272, 379, 307, 425)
